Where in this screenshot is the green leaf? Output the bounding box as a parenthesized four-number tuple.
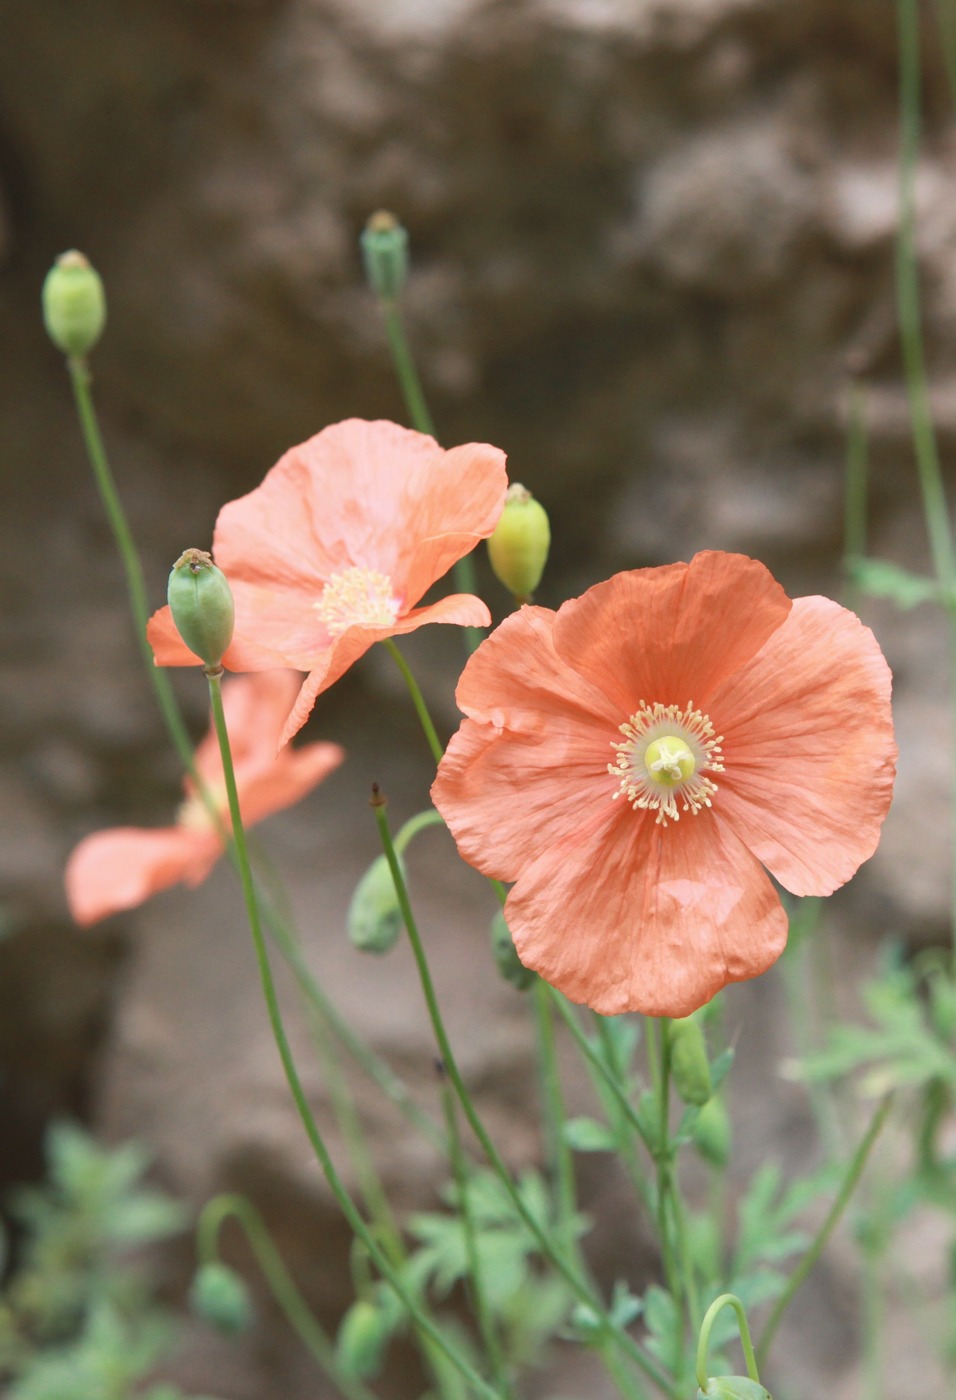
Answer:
(847, 557, 941, 609)
(561, 1117, 617, 1153)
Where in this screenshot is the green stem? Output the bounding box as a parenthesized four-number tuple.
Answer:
(551, 994, 654, 1158)
(842, 380, 870, 616)
(896, 0, 956, 956)
(196, 1192, 376, 1400)
(66, 356, 204, 792)
(205, 669, 504, 1400)
(440, 1077, 513, 1397)
(591, 1013, 655, 1213)
(395, 807, 446, 854)
(755, 1093, 894, 1370)
(382, 637, 445, 764)
(648, 1020, 683, 1359)
(934, 0, 956, 107)
(379, 300, 482, 653)
(532, 979, 583, 1262)
(695, 1293, 760, 1391)
(371, 797, 678, 1398)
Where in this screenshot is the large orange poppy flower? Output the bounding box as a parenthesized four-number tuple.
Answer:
(431, 552, 897, 1017)
(147, 419, 508, 746)
(66, 671, 344, 926)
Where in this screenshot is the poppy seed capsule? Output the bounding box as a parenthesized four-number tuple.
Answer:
(360, 210, 409, 302)
(669, 1012, 713, 1106)
(491, 910, 536, 990)
(167, 548, 235, 670)
(487, 483, 551, 602)
(347, 852, 406, 954)
(698, 1378, 773, 1400)
(692, 1093, 731, 1167)
(42, 250, 107, 357)
(189, 1262, 253, 1335)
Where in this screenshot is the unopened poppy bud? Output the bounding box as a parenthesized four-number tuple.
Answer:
(698, 1377, 773, 1400)
(336, 1298, 391, 1379)
(42, 250, 107, 357)
(692, 1093, 731, 1167)
(491, 910, 536, 990)
(487, 483, 551, 602)
(348, 853, 406, 954)
(360, 210, 409, 302)
(669, 1012, 712, 1107)
(167, 548, 235, 670)
(189, 1262, 253, 1335)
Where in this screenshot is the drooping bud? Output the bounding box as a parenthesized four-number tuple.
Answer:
(360, 210, 409, 302)
(692, 1093, 731, 1167)
(189, 1262, 254, 1334)
(491, 910, 536, 990)
(698, 1377, 773, 1400)
(336, 1298, 392, 1379)
(42, 250, 107, 357)
(669, 1012, 712, 1107)
(347, 853, 406, 954)
(167, 548, 235, 671)
(487, 483, 551, 603)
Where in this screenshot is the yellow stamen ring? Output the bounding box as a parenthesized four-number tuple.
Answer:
(314, 567, 401, 636)
(609, 701, 724, 826)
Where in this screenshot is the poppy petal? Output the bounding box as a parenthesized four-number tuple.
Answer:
(710, 596, 897, 896)
(65, 827, 222, 927)
(506, 804, 788, 1017)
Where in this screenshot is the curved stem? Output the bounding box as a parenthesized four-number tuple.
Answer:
(196, 1193, 376, 1400)
(695, 1294, 760, 1392)
(205, 670, 504, 1400)
(382, 637, 445, 764)
(755, 1093, 894, 1370)
(371, 795, 679, 1398)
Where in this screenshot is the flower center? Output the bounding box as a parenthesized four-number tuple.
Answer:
(314, 567, 401, 636)
(609, 701, 724, 827)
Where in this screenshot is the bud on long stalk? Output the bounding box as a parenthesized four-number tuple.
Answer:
(42, 250, 107, 357)
(167, 548, 235, 671)
(487, 483, 551, 602)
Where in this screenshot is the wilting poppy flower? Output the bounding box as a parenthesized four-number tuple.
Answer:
(148, 419, 508, 746)
(66, 671, 344, 926)
(431, 552, 897, 1017)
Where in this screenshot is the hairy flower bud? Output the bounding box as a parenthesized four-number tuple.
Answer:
(348, 853, 406, 954)
(487, 483, 551, 602)
(189, 1262, 253, 1335)
(360, 210, 409, 302)
(42, 250, 107, 357)
(698, 1378, 773, 1400)
(692, 1093, 731, 1167)
(491, 910, 536, 990)
(167, 548, 235, 670)
(336, 1298, 391, 1379)
(669, 1012, 712, 1107)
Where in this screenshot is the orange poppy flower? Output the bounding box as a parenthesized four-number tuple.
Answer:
(431, 552, 897, 1017)
(66, 671, 344, 926)
(147, 419, 508, 746)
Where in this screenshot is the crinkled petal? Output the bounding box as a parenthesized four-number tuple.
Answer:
(506, 805, 788, 1017)
(277, 593, 492, 747)
(710, 596, 897, 896)
(551, 552, 792, 718)
(65, 827, 221, 927)
(432, 608, 623, 875)
(400, 441, 508, 604)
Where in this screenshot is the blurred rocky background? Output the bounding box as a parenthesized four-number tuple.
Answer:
(0, 0, 952, 1396)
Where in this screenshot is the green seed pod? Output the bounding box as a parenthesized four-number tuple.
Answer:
(698, 1377, 773, 1400)
(490, 910, 536, 990)
(336, 1298, 391, 1379)
(487, 483, 551, 602)
(669, 1013, 712, 1107)
(167, 548, 235, 670)
(348, 852, 406, 954)
(360, 210, 409, 302)
(42, 250, 107, 357)
(692, 1093, 731, 1168)
(189, 1262, 253, 1335)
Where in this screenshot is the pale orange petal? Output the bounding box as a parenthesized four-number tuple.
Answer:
(432, 607, 623, 876)
(276, 593, 493, 748)
(507, 805, 788, 1017)
(709, 596, 897, 896)
(551, 553, 792, 719)
(239, 741, 345, 827)
(399, 441, 508, 603)
(65, 827, 221, 927)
